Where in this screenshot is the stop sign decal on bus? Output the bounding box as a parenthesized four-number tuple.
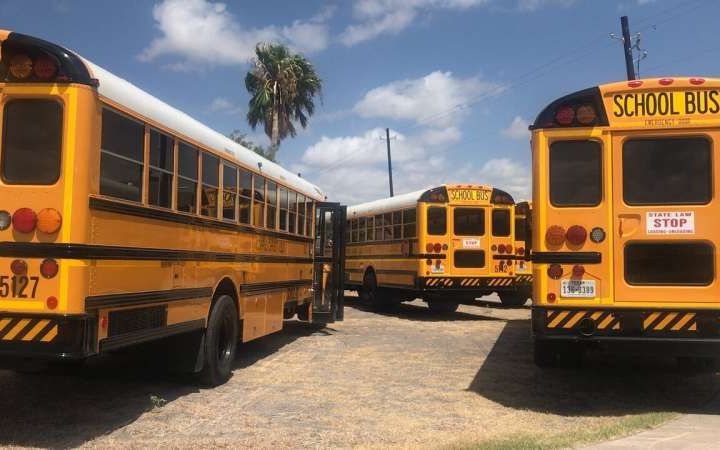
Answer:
(646, 211, 695, 234)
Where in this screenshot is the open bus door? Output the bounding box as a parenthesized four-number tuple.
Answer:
(312, 202, 346, 324)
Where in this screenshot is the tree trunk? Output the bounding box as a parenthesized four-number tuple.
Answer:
(271, 81, 280, 148)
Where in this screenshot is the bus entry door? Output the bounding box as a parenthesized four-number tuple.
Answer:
(312, 202, 347, 323)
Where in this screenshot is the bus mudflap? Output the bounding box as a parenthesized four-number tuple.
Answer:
(0, 313, 96, 363)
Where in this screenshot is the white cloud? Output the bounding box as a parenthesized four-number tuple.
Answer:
(476, 158, 531, 201)
(516, 0, 575, 12)
(207, 97, 244, 115)
(340, 0, 489, 45)
(353, 71, 504, 127)
(501, 116, 530, 140)
(140, 0, 331, 69)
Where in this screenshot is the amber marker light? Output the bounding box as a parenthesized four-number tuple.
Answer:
(37, 208, 62, 234)
(9, 54, 32, 79)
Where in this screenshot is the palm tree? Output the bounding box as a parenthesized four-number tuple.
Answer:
(245, 43, 322, 151)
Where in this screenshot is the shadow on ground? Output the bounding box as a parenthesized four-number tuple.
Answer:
(469, 319, 720, 416)
(0, 320, 323, 449)
(344, 296, 510, 322)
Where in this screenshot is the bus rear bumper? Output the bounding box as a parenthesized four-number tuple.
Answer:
(420, 276, 518, 292)
(532, 306, 720, 357)
(0, 313, 96, 364)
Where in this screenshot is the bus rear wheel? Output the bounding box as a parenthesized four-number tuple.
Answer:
(499, 291, 528, 307)
(199, 295, 238, 386)
(361, 271, 393, 311)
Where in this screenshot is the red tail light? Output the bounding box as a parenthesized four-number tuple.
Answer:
(572, 265, 585, 278)
(426, 243, 434, 253)
(426, 259, 433, 266)
(547, 293, 557, 302)
(555, 106, 575, 125)
(505, 244, 513, 254)
(517, 247, 525, 256)
(12, 208, 37, 233)
(547, 264, 563, 280)
(33, 56, 58, 80)
(46, 296, 58, 310)
(628, 80, 643, 88)
(10, 259, 27, 275)
(690, 77, 706, 85)
(658, 78, 674, 86)
(40, 258, 59, 279)
(498, 245, 506, 254)
(566, 225, 587, 246)
(433, 243, 442, 253)
(545, 225, 566, 246)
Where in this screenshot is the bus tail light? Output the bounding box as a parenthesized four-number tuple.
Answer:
(426, 243, 434, 253)
(40, 258, 59, 279)
(547, 264, 563, 280)
(690, 77, 706, 85)
(590, 227, 606, 243)
(658, 78, 674, 86)
(566, 225, 587, 246)
(545, 225, 566, 246)
(575, 105, 597, 125)
(10, 259, 27, 275)
(426, 259, 433, 266)
(491, 244, 497, 251)
(517, 247, 525, 256)
(8, 54, 32, 79)
(628, 80, 643, 88)
(572, 265, 585, 278)
(12, 208, 37, 233)
(433, 243, 442, 253)
(37, 208, 62, 234)
(498, 245, 506, 254)
(554, 106, 575, 125)
(46, 296, 58, 310)
(0, 211, 10, 230)
(505, 245, 513, 254)
(33, 56, 58, 80)
(547, 293, 556, 303)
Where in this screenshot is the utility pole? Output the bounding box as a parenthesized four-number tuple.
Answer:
(621, 16, 636, 80)
(385, 128, 394, 197)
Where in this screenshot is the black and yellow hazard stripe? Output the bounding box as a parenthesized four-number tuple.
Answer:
(423, 276, 515, 289)
(545, 310, 620, 330)
(0, 317, 59, 343)
(642, 311, 698, 332)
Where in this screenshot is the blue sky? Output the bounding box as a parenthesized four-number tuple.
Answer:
(1, 0, 716, 203)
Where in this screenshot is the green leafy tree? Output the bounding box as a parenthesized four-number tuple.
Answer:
(245, 43, 322, 151)
(228, 130, 277, 162)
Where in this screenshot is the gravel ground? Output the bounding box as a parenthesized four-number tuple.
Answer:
(0, 295, 718, 449)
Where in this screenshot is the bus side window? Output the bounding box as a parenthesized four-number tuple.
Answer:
(402, 208, 416, 238)
(492, 209, 511, 237)
(392, 211, 401, 238)
(367, 216, 375, 241)
(288, 190, 297, 234)
(253, 175, 266, 227)
(239, 169, 253, 224)
(279, 186, 289, 231)
(427, 207, 446, 235)
(176, 142, 199, 213)
(297, 194, 306, 235)
(148, 129, 174, 208)
(100, 108, 144, 202)
(222, 164, 237, 221)
(200, 152, 219, 218)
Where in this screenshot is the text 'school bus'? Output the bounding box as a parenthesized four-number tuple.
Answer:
(529, 76, 720, 367)
(0, 31, 346, 385)
(514, 201, 532, 301)
(344, 184, 529, 312)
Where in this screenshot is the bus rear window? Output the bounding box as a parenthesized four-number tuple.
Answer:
(623, 137, 711, 205)
(454, 208, 485, 236)
(454, 250, 485, 268)
(625, 242, 714, 286)
(491, 209, 511, 237)
(549, 140, 602, 207)
(2, 99, 62, 184)
(427, 207, 446, 235)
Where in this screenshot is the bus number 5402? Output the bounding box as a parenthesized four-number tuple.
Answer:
(0, 276, 40, 299)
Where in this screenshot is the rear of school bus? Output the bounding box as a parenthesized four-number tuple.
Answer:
(514, 201, 532, 300)
(531, 77, 720, 366)
(0, 31, 98, 362)
(419, 184, 522, 308)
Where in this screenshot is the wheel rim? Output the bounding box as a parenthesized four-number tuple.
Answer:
(216, 312, 235, 365)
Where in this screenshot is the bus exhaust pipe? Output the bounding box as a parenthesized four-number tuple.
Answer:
(578, 318, 597, 337)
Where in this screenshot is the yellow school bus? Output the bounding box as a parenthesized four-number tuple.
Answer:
(530, 76, 720, 366)
(345, 184, 528, 311)
(514, 201, 532, 300)
(0, 31, 345, 385)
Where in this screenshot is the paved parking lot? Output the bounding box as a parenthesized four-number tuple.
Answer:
(0, 295, 718, 449)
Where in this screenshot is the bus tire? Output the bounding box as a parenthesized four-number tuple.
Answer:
(297, 301, 310, 321)
(361, 270, 392, 310)
(199, 295, 238, 387)
(499, 291, 528, 307)
(426, 299, 459, 313)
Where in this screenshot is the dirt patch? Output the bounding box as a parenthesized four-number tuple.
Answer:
(0, 295, 718, 449)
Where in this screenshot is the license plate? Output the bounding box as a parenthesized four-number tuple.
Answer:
(560, 280, 596, 298)
(0, 275, 40, 299)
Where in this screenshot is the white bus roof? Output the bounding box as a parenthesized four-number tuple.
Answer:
(348, 188, 429, 217)
(82, 60, 325, 200)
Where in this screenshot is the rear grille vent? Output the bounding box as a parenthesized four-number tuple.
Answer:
(108, 306, 167, 337)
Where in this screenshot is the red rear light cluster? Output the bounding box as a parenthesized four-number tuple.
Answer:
(545, 225, 566, 246)
(40, 258, 59, 279)
(547, 264, 563, 280)
(516, 247, 525, 256)
(4, 208, 62, 235)
(10, 259, 27, 275)
(554, 103, 598, 126)
(496, 244, 513, 254)
(566, 225, 587, 246)
(546, 225, 588, 247)
(572, 265, 585, 278)
(8, 53, 59, 81)
(425, 243, 443, 253)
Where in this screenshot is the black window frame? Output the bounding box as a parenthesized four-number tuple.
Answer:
(491, 209, 511, 237)
(454, 207, 486, 236)
(176, 142, 199, 214)
(148, 128, 174, 209)
(427, 206, 447, 236)
(549, 139, 603, 207)
(624, 241, 715, 286)
(99, 108, 145, 203)
(222, 163, 238, 221)
(2, 98, 63, 185)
